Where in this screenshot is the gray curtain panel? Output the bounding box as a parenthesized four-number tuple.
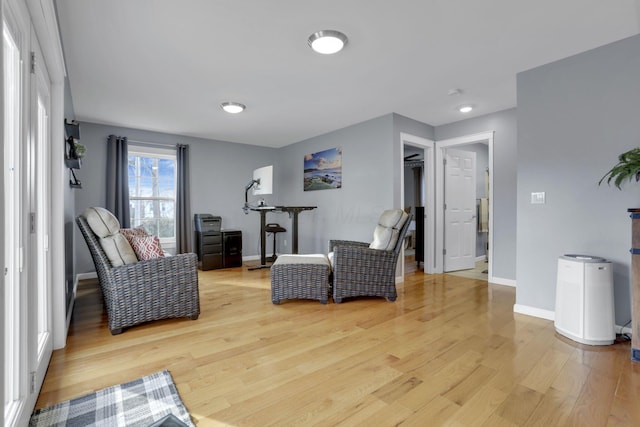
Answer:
(176, 144, 191, 254)
(106, 135, 130, 228)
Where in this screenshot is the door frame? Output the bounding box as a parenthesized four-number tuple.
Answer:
(435, 131, 494, 279)
(400, 132, 435, 274)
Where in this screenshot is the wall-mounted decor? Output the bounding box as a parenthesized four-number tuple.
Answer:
(304, 147, 342, 191)
(64, 119, 84, 188)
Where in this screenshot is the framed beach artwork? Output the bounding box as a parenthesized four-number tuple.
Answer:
(304, 147, 342, 191)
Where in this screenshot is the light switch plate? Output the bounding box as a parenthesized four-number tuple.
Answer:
(531, 192, 546, 204)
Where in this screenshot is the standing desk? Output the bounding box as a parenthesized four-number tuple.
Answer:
(248, 205, 316, 270)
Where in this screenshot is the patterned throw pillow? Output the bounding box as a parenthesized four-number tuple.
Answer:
(129, 236, 165, 260)
(119, 226, 149, 246)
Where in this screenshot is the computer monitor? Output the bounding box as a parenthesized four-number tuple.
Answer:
(252, 165, 273, 195)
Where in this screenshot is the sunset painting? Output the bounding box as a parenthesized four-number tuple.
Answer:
(304, 147, 342, 191)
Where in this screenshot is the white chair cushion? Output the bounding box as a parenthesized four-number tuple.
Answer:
(84, 207, 121, 238)
(83, 207, 137, 266)
(369, 210, 409, 250)
(378, 209, 406, 228)
(99, 233, 139, 266)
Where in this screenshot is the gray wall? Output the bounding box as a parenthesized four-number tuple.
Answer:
(275, 113, 434, 255)
(276, 114, 397, 254)
(435, 108, 518, 280)
(517, 34, 640, 325)
(74, 122, 277, 273)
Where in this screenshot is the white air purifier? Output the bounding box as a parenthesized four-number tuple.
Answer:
(555, 254, 615, 345)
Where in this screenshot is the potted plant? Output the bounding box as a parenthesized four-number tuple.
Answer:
(599, 147, 640, 189)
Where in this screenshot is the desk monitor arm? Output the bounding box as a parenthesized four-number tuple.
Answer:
(243, 178, 260, 214)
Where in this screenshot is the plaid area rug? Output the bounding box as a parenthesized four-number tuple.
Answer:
(30, 370, 194, 427)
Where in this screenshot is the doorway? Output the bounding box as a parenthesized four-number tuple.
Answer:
(400, 133, 435, 275)
(435, 132, 494, 280)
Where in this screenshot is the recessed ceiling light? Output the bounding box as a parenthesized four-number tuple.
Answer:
(221, 102, 246, 114)
(308, 30, 348, 54)
(458, 105, 474, 113)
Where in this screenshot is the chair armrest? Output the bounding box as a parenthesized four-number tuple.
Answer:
(332, 245, 395, 265)
(106, 253, 198, 290)
(328, 239, 369, 252)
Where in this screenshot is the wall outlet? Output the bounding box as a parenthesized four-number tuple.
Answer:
(283, 239, 287, 247)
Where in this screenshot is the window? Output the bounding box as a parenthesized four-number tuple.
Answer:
(128, 145, 177, 253)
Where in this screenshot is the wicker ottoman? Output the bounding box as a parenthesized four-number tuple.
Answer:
(271, 254, 331, 304)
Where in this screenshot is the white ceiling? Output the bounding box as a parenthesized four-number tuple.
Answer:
(56, 0, 640, 148)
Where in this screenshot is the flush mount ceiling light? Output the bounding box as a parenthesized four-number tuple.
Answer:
(221, 102, 246, 114)
(308, 30, 348, 54)
(458, 105, 474, 113)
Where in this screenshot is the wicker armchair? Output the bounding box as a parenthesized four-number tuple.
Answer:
(76, 215, 200, 335)
(329, 211, 412, 303)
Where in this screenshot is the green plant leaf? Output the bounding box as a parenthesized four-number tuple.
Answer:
(599, 147, 640, 190)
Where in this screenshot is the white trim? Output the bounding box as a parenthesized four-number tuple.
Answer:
(128, 143, 176, 158)
(475, 255, 486, 263)
(513, 304, 555, 321)
(28, 2, 67, 351)
(435, 131, 494, 277)
(400, 132, 435, 274)
(514, 306, 633, 339)
(77, 272, 98, 281)
(26, 0, 66, 83)
(50, 81, 66, 350)
(490, 276, 516, 287)
(243, 255, 261, 262)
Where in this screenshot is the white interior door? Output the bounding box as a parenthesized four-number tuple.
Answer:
(444, 148, 476, 272)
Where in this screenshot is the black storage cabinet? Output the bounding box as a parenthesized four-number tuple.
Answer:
(194, 214, 222, 270)
(223, 230, 243, 268)
(196, 231, 222, 270)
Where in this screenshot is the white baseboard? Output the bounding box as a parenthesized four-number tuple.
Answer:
(475, 255, 487, 262)
(77, 272, 97, 281)
(490, 276, 516, 287)
(513, 304, 555, 321)
(513, 304, 633, 337)
(242, 255, 260, 262)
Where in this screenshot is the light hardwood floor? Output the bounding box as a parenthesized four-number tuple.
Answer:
(37, 265, 640, 426)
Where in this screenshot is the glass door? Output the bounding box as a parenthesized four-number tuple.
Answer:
(3, 0, 53, 424)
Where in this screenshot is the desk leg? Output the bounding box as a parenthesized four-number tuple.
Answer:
(248, 210, 270, 270)
(292, 212, 299, 254)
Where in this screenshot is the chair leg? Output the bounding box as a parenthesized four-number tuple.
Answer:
(110, 328, 123, 335)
